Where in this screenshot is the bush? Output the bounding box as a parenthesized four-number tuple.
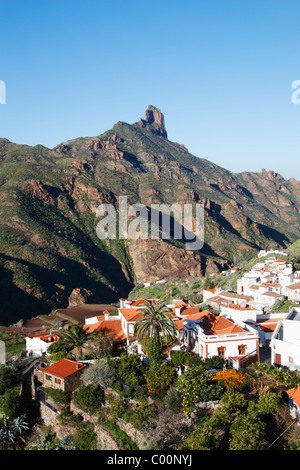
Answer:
(74, 384, 104, 412)
(0, 365, 19, 394)
(98, 418, 139, 450)
(0, 387, 21, 419)
(229, 414, 266, 450)
(251, 362, 300, 388)
(176, 366, 212, 416)
(165, 386, 182, 414)
(73, 422, 97, 450)
(131, 401, 155, 428)
(45, 387, 71, 405)
(170, 350, 192, 366)
(145, 364, 176, 399)
(110, 354, 147, 396)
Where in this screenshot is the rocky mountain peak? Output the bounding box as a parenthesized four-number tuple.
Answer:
(139, 105, 168, 138)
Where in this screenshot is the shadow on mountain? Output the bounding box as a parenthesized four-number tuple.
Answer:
(0, 251, 134, 326)
(255, 223, 290, 248)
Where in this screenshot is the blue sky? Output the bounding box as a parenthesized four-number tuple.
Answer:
(0, 0, 300, 179)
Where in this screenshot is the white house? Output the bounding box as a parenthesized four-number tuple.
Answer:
(26, 333, 60, 357)
(179, 310, 259, 370)
(270, 307, 300, 370)
(283, 282, 300, 303)
(220, 303, 287, 346)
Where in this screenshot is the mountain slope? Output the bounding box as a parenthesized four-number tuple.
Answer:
(0, 105, 299, 324)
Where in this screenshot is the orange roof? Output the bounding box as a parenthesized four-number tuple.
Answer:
(84, 319, 127, 342)
(173, 300, 189, 308)
(194, 311, 246, 335)
(286, 282, 300, 290)
(175, 310, 246, 335)
(175, 312, 206, 331)
(259, 283, 280, 288)
(256, 317, 284, 332)
(287, 386, 300, 408)
(119, 308, 145, 322)
(223, 304, 255, 311)
(43, 359, 86, 378)
(174, 319, 184, 330)
(130, 299, 151, 307)
(171, 306, 199, 316)
(28, 334, 60, 342)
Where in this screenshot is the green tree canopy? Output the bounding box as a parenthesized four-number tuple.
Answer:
(134, 304, 178, 348)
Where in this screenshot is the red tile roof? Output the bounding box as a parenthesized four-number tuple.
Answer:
(119, 308, 145, 322)
(175, 310, 247, 335)
(43, 359, 86, 378)
(287, 386, 300, 408)
(84, 319, 127, 342)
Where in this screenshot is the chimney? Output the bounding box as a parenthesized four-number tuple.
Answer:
(103, 310, 109, 321)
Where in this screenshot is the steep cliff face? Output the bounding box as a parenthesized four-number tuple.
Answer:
(0, 106, 299, 324)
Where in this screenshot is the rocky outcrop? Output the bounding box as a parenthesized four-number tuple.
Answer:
(139, 105, 168, 138)
(68, 288, 93, 307)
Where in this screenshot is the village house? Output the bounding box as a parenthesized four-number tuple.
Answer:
(203, 288, 254, 311)
(26, 333, 60, 357)
(270, 307, 300, 370)
(36, 358, 86, 393)
(220, 303, 287, 346)
(283, 282, 300, 303)
(176, 310, 259, 370)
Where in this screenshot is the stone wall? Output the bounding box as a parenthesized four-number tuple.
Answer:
(40, 401, 120, 450)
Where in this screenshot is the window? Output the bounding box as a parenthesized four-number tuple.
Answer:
(238, 345, 246, 355)
(289, 356, 294, 364)
(218, 346, 226, 358)
(45, 374, 52, 381)
(55, 378, 61, 384)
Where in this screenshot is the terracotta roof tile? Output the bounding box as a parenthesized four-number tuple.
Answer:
(43, 359, 86, 378)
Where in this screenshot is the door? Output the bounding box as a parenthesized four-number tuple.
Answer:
(275, 353, 281, 366)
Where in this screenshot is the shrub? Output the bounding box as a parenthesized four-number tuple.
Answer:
(131, 401, 155, 428)
(45, 387, 71, 405)
(144, 364, 176, 399)
(82, 360, 115, 389)
(109, 396, 127, 422)
(256, 390, 284, 416)
(229, 414, 266, 450)
(73, 422, 97, 450)
(74, 384, 104, 412)
(0, 387, 21, 419)
(211, 369, 248, 391)
(170, 350, 192, 367)
(176, 366, 212, 416)
(0, 365, 19, 394)
(110, 353, 147, 396)
(165, 386, 182, 414)
(98, 418, 139, 450)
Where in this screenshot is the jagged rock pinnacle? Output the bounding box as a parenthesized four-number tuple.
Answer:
(140, 105, 168, 138)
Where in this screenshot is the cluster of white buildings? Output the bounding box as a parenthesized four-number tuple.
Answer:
(80, 297, 259, 370)
(25, 257, 300, 375)
(202, 256, 300, 372)
(236, 256, 300, 307)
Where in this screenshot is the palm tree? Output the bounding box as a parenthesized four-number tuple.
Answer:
(61, 324, 91, 359)
(134, 303, 178, 351)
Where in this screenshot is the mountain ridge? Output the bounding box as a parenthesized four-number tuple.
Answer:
(0, 105, 299, 325)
